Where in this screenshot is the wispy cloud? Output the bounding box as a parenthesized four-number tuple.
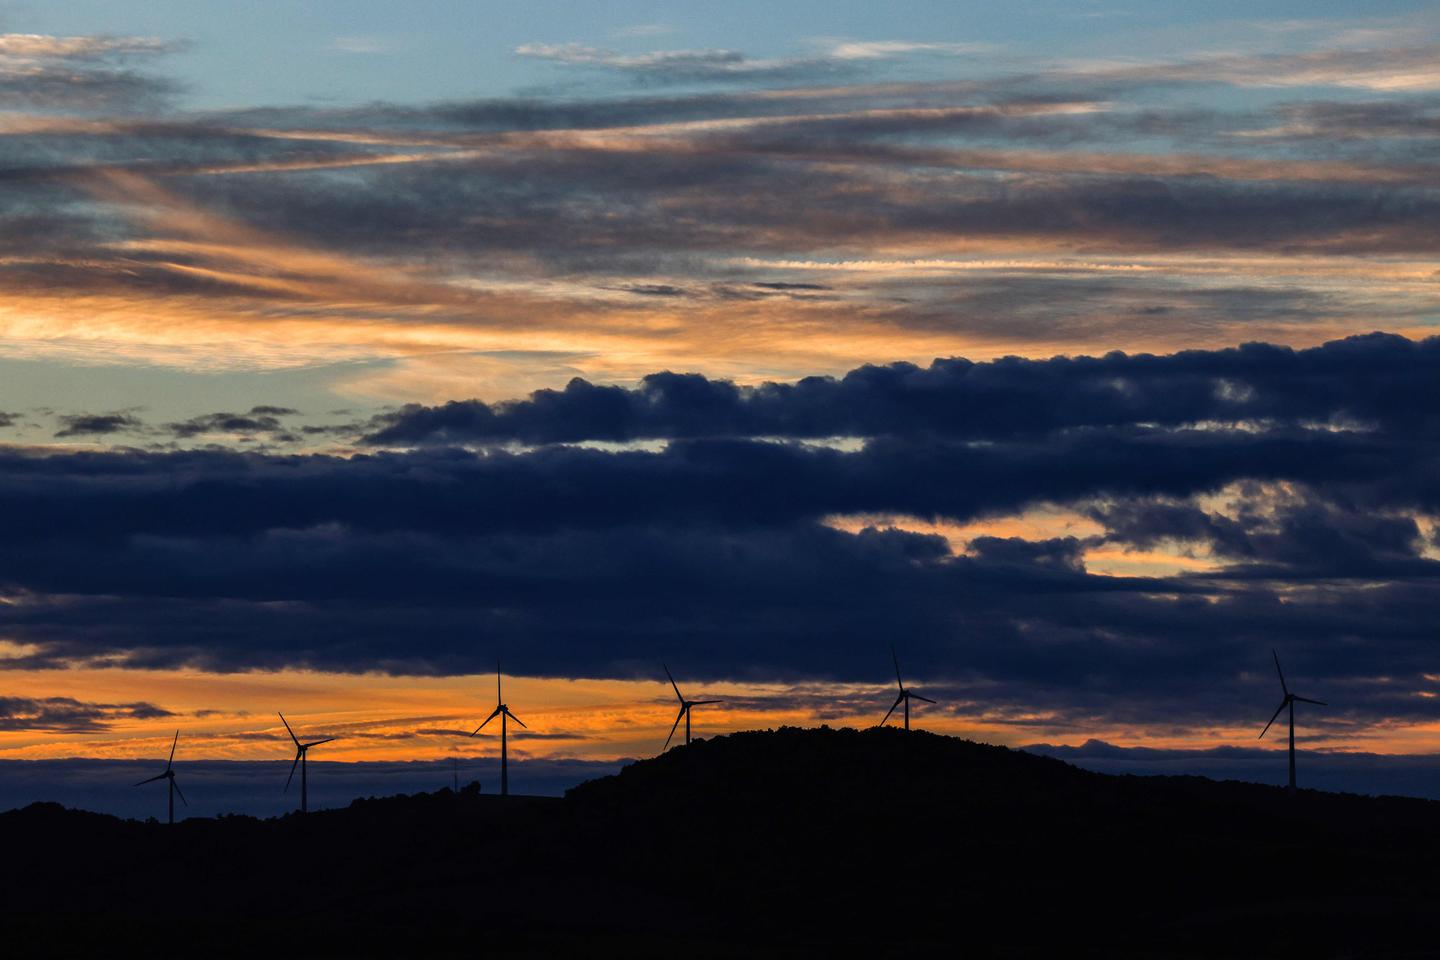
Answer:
(513, 42, 849, 82)
(54, 412, 145, 438)
(0, 32, 183, 110)
(329, 36, 390, 55)
(0, 695, 172, 732)
(822, 39, 994, 60)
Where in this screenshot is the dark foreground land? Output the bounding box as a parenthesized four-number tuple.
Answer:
(5, 727, 1440, 958)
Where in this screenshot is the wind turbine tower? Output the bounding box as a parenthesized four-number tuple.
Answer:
(471, 662, 526, 797)
(280, 713, 336, 814)
(881, 644, 936, 731)
(134, 730, 187, 824)
(1259, 650, 1326, 795)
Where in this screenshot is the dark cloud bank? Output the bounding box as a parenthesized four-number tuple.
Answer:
(0, 757, 624, 820)
(368, 332, 1440, 444)
(2, 334, 1439, 739)
(9, 743, 1440, 820)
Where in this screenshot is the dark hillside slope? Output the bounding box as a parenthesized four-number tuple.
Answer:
(4, 727, 1440, 957)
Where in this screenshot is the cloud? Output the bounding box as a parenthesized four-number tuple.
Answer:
(0, 35, 174, 60)
(0, 695, 172, 732)
(366, 333, 1440, 445)
(0, 335, 1434, 747)
(329, 36, 389, 55)
(1086, 44, 1440, 93)
(515, 37, 994, 84)
(164, 406, 297, 439)
(513, 43, 851, 83)
(613, 24, 677, 39)
(53, 412, 144, 437)
(824, 40, 993, 61)
(0, 45, 1436, 380)
(0, 756, 625, 817)
(0, 32, 183, 111)
(1023, 740, 1440, 800)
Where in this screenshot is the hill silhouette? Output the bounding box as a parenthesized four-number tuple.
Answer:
(6, 726, 1440, 957)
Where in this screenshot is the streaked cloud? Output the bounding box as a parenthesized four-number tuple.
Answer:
(0, 32, 182, 110)
(0, 695, 172, 732)
(513, 42, 850, 83)
(824, 40, 994, 60)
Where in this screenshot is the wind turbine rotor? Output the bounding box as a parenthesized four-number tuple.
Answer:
(285, 750, 302, 792)
(663, 705, 687, 751)
(663, 663, 685, 705)
(471, 705, 503, 736)
(881, 692, 905, 727)
(279, 713, 301, 748)
(1258, 699, 1288, 740)
(1272, 650, 1289, 696)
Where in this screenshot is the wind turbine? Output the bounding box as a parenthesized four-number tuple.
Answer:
(280, 713, 335, 814)
(134, 730, 187, 824)
(662, 663, 722, 751)
(471, 662, 525, 797)
(880, 644, 935, 731)
(1259, 650, 1326, 795)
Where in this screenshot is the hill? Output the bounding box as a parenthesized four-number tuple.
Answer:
(5, 726, 1440, 957)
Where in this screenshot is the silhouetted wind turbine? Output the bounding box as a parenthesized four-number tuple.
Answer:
(471, 662, 525, 797)
(134, 730, 187, 825)
(280, 713, 335, 814)
(881, 645, 935, 731)
(662, 663, 722, 751)
(1259, 650, 1326, 795)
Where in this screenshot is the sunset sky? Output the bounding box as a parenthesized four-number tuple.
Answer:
(0, 1, 1438, 793)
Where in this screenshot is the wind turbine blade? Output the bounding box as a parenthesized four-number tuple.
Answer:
(279, 713, 300, 747)
(891, 644, 904, 689)
(911, 693, 937, 704)
(690, 699, 723, 706)
(135, 773, 167, 786)
(880, 692, 903, 727)
(471, 706, 502, 736)
(663, 663, 684, 704)
(1258, 700, 1286, 739)
(505, 709, 528, 729)
(167, 730, 179, 770)
(1294, 696, 1327, 706)
(304, 738, 335, 748)
(284, 750, 301, 792)
(663, 706, 685, 751)
(1272, 650, 1289, 696)
(496, 659, 501, 705)
(172, 780, 188, 806)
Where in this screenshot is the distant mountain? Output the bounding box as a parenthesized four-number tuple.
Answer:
(7, 726, 1440, 957)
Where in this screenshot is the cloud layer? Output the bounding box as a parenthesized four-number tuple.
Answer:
(0, 28, 1435, 401)
(1, 336, 1437, 746)
(1, 22, 1437, 757)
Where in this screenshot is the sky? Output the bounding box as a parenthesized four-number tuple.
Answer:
(0, 1, 1438, 812)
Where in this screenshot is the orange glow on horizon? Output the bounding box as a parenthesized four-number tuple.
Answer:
(4, 666, 1439, 764)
